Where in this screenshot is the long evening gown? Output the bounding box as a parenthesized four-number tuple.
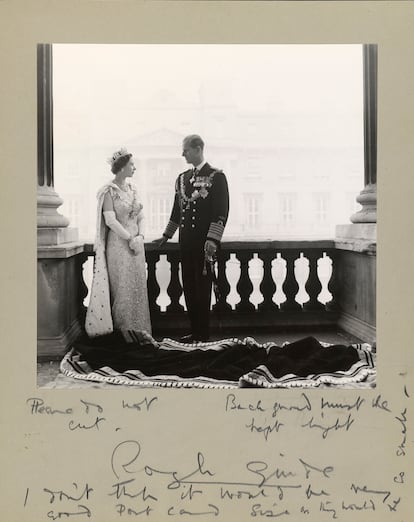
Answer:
(105, 184, 151, 334)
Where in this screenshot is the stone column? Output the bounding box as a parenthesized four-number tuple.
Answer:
(334, 44, 377, 344)
(37, 43, 77, 245)
(37, 44, 85, 360)
(351, 44, 377, 224)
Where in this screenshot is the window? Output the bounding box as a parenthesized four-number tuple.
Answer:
(279, 193, 296, 224)
(314, 193, 330, 223)
(246, 157, 261, 179)
(244, 194, 261, 228)
(156, 163, 171, 184)
(149, 196, 172, 234)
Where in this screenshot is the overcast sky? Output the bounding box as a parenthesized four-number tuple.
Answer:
(53, 44, 363, 149)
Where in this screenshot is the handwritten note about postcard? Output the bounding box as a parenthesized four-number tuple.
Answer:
(16, 383, 411, 521)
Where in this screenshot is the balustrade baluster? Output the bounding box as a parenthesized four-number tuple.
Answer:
(258, 250, 278, 312)
(280, 250, 302, 311)
(146, 250, 161, 314)
(303, 250, 325, 311)
(213, 250, 232, 314)
(166, 251, 184, 313)
(78, 252, 90, 321)
(325, 250, 338, 311)
(235, 251, 255, 313)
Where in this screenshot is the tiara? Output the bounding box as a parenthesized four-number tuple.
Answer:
(107, 147, 130, 167)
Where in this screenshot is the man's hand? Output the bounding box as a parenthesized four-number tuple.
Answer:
(204, 239, 217, 258)
(153, 236, 168, 247)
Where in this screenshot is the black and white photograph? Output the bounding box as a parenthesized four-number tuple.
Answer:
(4, 2, 414, 521)
(37, 43, 377, 390)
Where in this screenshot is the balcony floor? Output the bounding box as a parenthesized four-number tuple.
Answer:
(37, 327, 366, 388)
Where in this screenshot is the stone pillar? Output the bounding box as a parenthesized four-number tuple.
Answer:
(37, 44, 85, 361)
(350, 44, 377, 224)
(37, 43, 77, 245)
(334, 44, 377, 344)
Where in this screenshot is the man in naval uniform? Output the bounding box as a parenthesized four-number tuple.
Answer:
(155, 134, 229, 342)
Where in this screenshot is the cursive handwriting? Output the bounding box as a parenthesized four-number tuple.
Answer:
(68, 417, 106, 431)
(321, 396, 365, 412)
(80, 400, 103, 414)
(395, 408, 407, 456)
(122, 397, 158, 412)
(245, 417, 284, 441)
(167, 504, 219, 516)
(272, 393, 312, 417)
(371, 394, 391, 412)
(47, 504, 91, 519)
(109, 479, 157, 502)
(116, 504, 153, 517)
(301, 414, 354, 439)
(350, 483, 391, 503)
(299, 459, 334, 480)
(43, 484, 93, 504)
(27, 398, 73, 415)
(250, 504, 290, 518)
(225, 394, 265, 413)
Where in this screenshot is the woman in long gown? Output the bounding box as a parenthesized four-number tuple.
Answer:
(85, 148, 151, 337)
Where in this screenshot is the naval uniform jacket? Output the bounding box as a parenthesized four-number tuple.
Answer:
(163, 163, 229, 250)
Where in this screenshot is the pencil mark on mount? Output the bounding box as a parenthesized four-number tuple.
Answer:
(80, 399, 103, 414)
(320, 501, 338, 519)
(305, 484, 330, 499)
(341, 499, 375, 511)
(26, 397, 73, 415)
(108, 479, 158, 502)
(387, 497, 401, 512)
(47, 504, 91, 520)
(24, 488, 29, 507)
(225, 394, 266, 412)
(246, 460, 297, 487)
(371, 394, 391, 412)
(220, 487, 268, 500)
(245, 417, 284, 440)
(395, 408, 407, 456)
(166, 452, 215, 490)
(321, 396, 365, 412)
(111, 440, 142, 479)
(393, 472, 405, 484)
(116, 504, 154, 517)
(301, 414, 354, 439)
(404, 385, 410, 398)
(350, 484, 391, 503)
(167, 504, 220, 517)
(122, 397, 158, 412)
(250, 504, 290, 518)
(271, 393, 312, 416)
(43, 483, 93, 504)
(68, 416, 106, 431)
(298, 458, 334, 480)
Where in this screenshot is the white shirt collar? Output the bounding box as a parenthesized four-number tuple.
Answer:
(194, 160, 206, 172)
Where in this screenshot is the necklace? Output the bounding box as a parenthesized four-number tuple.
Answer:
(114, 180, 128, 192)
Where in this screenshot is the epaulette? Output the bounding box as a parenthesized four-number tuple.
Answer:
(179, 168, 193, 176)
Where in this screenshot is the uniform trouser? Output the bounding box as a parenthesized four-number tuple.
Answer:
(180, 247, 213, 340)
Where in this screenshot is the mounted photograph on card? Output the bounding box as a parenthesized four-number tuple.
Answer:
(37, 43, 377, 389)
